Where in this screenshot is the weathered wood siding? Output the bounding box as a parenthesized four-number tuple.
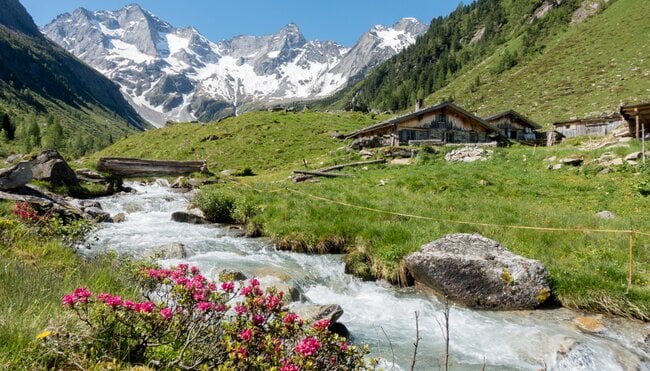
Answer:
(554, 119, 622, 138)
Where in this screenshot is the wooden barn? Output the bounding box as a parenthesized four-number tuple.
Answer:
(345, 101, 500, 147)
(552, 115, 623, 138)
(484, 110, 542, 141)
(620, 102, 650, 138)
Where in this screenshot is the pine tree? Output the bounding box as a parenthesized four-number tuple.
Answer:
(43, 117, 64, 149)
(0, 113, 15, 141)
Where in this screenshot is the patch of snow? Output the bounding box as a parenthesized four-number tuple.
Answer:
(267, 51, 280, 59)
(108, 39, 155, 64)
(375, 28, 413, 51)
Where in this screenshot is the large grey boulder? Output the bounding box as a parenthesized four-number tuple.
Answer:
(30, 149, 79, 187)
(0, 161, 32, 190)
(404, 233, 551, 310)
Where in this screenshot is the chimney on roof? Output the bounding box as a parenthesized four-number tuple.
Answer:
(415, 99, 423, 112)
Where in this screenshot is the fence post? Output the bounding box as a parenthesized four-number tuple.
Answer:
(628, 230, 634, 286)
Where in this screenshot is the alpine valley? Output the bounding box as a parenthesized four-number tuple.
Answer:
(43, 4, 428, 126)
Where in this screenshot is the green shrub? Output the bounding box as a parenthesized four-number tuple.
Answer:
(194, 189, 236, 223)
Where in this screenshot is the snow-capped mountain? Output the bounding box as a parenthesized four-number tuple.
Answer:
(43, 4, 427, 126)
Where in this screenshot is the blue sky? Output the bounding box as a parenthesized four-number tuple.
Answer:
(20, 1, 461, 46)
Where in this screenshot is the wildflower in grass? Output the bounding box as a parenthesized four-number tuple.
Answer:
(62, 294, 75, 306)
(57, 265, 371, 369)
(36, 330, 52, 340)
(73, 287, 92, 302)
(105, 296, 122, 308)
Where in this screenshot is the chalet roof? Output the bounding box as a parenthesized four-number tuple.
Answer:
(345, 101, 498, 139)
(484, 110, 542, 129)
(553, 114, 620, 127)
(620, 102, 650, 124)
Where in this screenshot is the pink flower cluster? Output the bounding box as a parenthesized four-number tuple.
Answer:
(62, 287, 92, 306)
(312, 319, 330, 331)
(145, 265, 234, 314)
(281, 360, 300, 371)
(63, 288, 172, 318)
(295, 336, 321, 357)
(12, 201, 40, 223)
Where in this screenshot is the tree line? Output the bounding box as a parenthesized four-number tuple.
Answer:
(1, 111, 114, 157)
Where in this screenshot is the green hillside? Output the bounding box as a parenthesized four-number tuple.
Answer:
(426, 0, 650, 125)
(89, 111, 380, 174)
(324, 0, 648, 127)
(0, 0, 149, 159)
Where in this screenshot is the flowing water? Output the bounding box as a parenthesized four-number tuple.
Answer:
(83, 183, 649, 370)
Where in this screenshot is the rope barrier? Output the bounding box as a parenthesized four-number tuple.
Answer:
(285, 187, 644, 236)
(217, 179, 646, 287)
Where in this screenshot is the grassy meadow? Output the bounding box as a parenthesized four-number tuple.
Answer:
(90, 110, 650, 320)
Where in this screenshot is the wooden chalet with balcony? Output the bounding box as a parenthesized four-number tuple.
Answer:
(345, 101, 500, 148)
(484, 110, 542, 141)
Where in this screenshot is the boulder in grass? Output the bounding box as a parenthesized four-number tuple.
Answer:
(0, 161, 32, 190)
(30, 149, 79, 187)
(404, 233, 551, 310)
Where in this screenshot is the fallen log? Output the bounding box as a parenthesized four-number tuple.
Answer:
(97, 157, 207, 177)
(317, 159, 386, 172)
(293, 159, 385, 183)
(292, 170, 354, 178)
(0, 185, 87, 219)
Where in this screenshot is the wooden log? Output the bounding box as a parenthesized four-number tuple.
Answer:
(293, 159, 385, 182)
(97, 157, 207, 177)
(0, 185, 86, 219)
(317, 159, 386, 172)
(292, 170, 354, 178)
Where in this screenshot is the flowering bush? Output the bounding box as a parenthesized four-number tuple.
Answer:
(11, 201, 94, 246)
(44, 264, 371, 370)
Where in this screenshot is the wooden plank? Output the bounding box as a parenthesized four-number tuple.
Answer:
(97, 157, 206, 177)
(292, 170, 354, 178)
(293, 159, 385, 182)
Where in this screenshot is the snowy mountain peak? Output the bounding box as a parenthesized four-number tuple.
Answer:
(42, 5, 428, 126)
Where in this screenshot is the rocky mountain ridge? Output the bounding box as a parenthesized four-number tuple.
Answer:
(43, 4, 427, 126)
